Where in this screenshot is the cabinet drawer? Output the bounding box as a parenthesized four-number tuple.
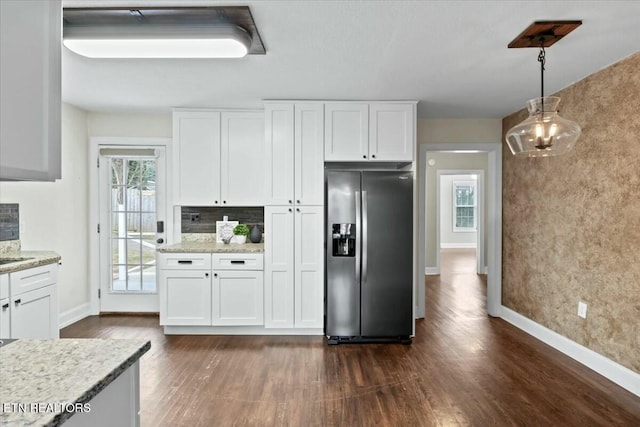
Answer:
(212, 253, 264, 271)
(158, 253, 212, 270)
(10, 263, 57, 296)
(0, 274, 8, 300)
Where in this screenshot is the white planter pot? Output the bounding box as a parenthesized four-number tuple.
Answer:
(233, 235, 247, 244)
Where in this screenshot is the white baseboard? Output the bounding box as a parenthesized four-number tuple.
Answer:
(425, 267, 439, 275)
(440, 243, 477, 249)
(58, 302, 91, 329)
(501, 306, 640, 397)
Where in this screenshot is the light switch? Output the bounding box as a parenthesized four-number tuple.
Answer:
(578, 301, 587, 319)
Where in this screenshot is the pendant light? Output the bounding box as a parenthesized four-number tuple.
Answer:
(505, 21, 582, 158)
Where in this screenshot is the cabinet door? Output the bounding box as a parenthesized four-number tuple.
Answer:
(295, 104, 324, 205)
(324, 103, 369, 161)
(159, 269, 211, 325)
(369, 103, 415, 161)
(220, 112, 265, 206)
(294, 206, 324, 328)
(173, 112, 221, 206)
(264, 103, 295, 206)
(0, 0, 61, 181)
(212, 270, 264, 326)
(10, 285, 58, 339)
(264, 206, 295, 328)
(0, 298, 10, 338)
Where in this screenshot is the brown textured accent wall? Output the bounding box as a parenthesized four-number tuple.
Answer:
(502, 52, 640, 373)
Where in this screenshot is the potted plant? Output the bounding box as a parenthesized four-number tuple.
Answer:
(232, 224, 250, 244)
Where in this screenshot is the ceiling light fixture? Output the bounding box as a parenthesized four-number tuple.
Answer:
(505, 21, 582, 157)
(64, 24, 252, 58)
(62, 7, 265, 59)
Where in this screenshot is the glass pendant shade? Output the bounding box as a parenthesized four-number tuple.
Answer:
(505, 97, 581, 157)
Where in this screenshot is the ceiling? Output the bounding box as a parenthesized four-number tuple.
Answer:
(62, 0, 640, 118)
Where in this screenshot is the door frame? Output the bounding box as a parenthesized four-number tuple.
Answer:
(89, 137, 172, 315)
(436, 169, 485, 275)
(417, 143, 502, 318)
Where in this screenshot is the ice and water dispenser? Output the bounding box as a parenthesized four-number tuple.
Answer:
(331, 224, 356, 257)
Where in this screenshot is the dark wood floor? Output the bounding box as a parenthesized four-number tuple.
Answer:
(61, 249, 640, 426)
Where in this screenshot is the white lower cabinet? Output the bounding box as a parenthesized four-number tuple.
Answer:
(212, 270, 263, 326)
(0, 299, 9, 337)
(265, 206, 324, 329)
(0, 274, 8, 337)
(159, 252, 264, 328)
(6, 263, 58, 339)
(159, 269, 212, 326)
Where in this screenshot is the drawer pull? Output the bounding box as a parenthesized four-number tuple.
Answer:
(230, 260, 246, 265)
(2, 303, 8, 310)
(14, 299, 21, 306)
(177, 260, 193, 264)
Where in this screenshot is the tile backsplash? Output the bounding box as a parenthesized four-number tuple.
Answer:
(181, 207, 264, 234)
(0, 203, 19, 241)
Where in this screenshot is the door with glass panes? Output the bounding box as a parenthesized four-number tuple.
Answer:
(98, 147, 166, 312)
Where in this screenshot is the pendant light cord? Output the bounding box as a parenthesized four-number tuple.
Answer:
(538, 45, 546, 112)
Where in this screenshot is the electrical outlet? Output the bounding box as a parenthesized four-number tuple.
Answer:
(189, 213, 200, 222)
(578, 301, 587, 319)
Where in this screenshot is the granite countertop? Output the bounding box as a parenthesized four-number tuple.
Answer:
(0, 251, 61, 274)
(0, 338, 150, 427)
(158, 241, 264, 253)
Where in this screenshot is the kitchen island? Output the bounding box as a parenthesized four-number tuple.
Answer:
(0, 338, 150, 426)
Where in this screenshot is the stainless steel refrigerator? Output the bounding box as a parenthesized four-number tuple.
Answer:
(325, 170, 413, 344)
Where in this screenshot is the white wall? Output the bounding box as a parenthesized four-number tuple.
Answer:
(88, 112, 172, 138)
(0, 103, 89, 317)
(440, 174, 477, 248)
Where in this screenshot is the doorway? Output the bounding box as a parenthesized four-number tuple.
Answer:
(436, 170, 484, 276)
(416, 143, 502, 319)
(90, 138, 170, 313)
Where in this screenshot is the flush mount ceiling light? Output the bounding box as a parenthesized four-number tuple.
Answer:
(62, 7, 266, 59)
(505, 21, 582, 158)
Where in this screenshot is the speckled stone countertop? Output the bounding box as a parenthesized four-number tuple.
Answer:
(158, 241, 264, 253)
(158, 233, 264, 253)
(0, 251, 61, 274)
(0, 339, 150, 427)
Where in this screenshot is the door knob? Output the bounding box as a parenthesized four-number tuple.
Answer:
(156, 238, 164, 244)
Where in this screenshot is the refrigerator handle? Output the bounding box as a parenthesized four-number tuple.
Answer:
(362, 190, 368, 285)
(355, 191, 361, 286)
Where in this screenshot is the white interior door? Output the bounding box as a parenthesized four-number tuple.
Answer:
(98, 146, 166, 312)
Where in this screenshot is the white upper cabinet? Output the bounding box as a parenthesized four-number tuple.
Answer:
(172, 110, 264, 206)
(324, 103, 369, 161)
(265, 103, 324, 206)
(369, 103, 415, 161)
(0, 0, 61, 181)
(173, 111, 221, 206)
(324, 102, 415, 162)
(221, 112, 265, 206)
(264, 104, 295, 206)
(294, 104, 324, 205)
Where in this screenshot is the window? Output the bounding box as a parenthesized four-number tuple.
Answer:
(453, 180, 477, 232)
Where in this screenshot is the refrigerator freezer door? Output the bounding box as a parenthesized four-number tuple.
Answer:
(326, 171, 361, 337)
(361, 171, 413, 337)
